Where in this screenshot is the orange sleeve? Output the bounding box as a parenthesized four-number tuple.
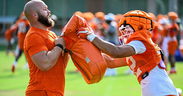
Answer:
(5, 29, 12, 41)
(26, 34, 48, 56)
(5, 25, 17, 41)
(102, 53, 127, 68)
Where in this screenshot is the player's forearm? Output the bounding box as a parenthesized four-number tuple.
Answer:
(45, 47, 62, 69)
(92, 37, 135, 58)
(32, 46, 62, 71)
(92, 37, 121, 58)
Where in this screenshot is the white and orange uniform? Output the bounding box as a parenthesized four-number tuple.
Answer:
(17, 19, 30, 50)
(124, 30, 178, 96)
(158, 18, 170, 58)
(167, 23, 179, 55)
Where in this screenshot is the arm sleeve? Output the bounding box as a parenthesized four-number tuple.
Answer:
(27, 34, 48, 56)
(126, 40, 146, 54)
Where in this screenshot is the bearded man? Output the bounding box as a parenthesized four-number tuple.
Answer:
(23, 0, 69, 96)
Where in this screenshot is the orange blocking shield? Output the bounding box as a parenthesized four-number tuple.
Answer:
(62, 15, 107, 84)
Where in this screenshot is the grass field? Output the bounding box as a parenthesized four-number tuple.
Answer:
(0, 45, 183, 96)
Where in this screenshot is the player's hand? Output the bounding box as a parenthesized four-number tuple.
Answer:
(55, 38, 65, 47)
(55, 38, 65, 55)
(77, 27, 91, 38)
(77, 27, 96, 42)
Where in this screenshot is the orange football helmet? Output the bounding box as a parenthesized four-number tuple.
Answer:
(95, 12, 105, 20)
(119, 10, 153, 32)
(118, 10, 154, 41)
(168, 12, 178, 20)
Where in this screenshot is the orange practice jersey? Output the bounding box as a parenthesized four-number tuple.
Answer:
(125, 30, 161, 82)
(151, 22, 161, 44)
(161, 25, 169, 37)
(168, 23, 179, 37)
(24, 27, 69, 96)
(167, 23, 179, 55)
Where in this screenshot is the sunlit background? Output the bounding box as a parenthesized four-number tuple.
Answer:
(0, 0, 183, 96)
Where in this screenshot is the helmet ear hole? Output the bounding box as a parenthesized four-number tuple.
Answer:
(138, 25, 143, 30)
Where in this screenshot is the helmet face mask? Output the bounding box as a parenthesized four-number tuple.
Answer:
(119, 24, 134, 42)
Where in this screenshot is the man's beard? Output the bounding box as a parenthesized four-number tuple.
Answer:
(37, 13, 54, 27)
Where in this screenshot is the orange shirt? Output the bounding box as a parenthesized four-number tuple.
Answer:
(168, 23, 179, 37)
(24, 27, 69, 96)
(151, 22, 161, 44)
(5, 24, 18, 41)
